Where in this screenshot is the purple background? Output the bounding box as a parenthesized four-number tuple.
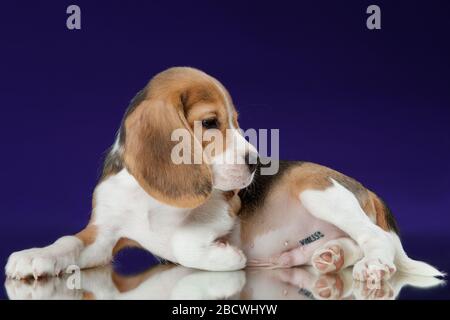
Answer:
(0, 0, 449, 299)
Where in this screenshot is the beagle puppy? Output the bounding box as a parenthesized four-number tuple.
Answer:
(5, 67, 443, 283)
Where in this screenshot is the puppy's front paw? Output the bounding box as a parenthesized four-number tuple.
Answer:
(6, 249, 74, 280)
(5, 237, 82, 279)
(205, 244, 247, 271)
(353, 257, 396, 282)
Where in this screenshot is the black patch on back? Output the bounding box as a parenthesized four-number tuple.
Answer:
(99, 87, 148, 180)
(331, 174, 367, 206)
(118, 88, 148, 145)
(238, 160, 302, 214)
(100, 147, 124, 180)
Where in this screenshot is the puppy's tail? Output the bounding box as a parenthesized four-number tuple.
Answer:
(370, 192, 444, 278)
(390, 232, 445, 278)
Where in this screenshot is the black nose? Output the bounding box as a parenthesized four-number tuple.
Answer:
(245, 152, 258, 174)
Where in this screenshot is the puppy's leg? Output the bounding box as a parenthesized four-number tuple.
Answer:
(5, 223, 119, 279)
(171, 192, 246, 271)
(300, 179, 396, 282)
(311, 237, 363, 274)
(172, 227, 246, 272)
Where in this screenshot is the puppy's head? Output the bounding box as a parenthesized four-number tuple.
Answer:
(121, 67, 258, 208)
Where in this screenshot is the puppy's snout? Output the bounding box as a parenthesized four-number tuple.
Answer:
(245, 152, 258, 174)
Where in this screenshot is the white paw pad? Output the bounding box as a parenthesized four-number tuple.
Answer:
(312, 245, 344, 273)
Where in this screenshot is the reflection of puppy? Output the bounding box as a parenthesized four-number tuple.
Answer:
(220, 267, 444, 300)
(5, 265, 246, 300)
(5, 265, 443, 300)
(243, 267, 363, 300)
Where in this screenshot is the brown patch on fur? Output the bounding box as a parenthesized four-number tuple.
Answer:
(289, 162, 399, 232)
(75, 224, 98, 246)
(232, 110, 239, 129)
(370, 192, 389, 230)
(289, 163, 400, 230)
(362, 195, 377, 222)
(224, 190, 235, 201)
(225, 190, 241, 217)
(82, 291, 95, 300)
(369, 191, 399, 233)
(122, 67, 238, 208)
(112, 264, 175, 293)
(112, 237, 142, 256)
(288, 163, 369, 207)
(123, 98, 212, 208)
(185, 103, 228, 157)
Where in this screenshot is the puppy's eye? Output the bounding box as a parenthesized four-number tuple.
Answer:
(202, 118, 219, 129)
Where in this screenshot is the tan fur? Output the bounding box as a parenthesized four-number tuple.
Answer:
(112, 264, 174, 293)
(290, 163, 390, 229)
(123, 98, 211, 208)
(123, 67, 237, 208)
(369, 191, 391, 231)
(288, 163, 369, 206)
(82, 291, 95, 300)
(75, 224, 98, 246)
(112, 237, 142, 255)
(225, 190, 241, 217)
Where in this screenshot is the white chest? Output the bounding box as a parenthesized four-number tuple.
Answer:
(94, 169, 235, 263)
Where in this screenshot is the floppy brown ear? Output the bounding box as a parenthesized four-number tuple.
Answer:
(123, 98, 212, 208)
